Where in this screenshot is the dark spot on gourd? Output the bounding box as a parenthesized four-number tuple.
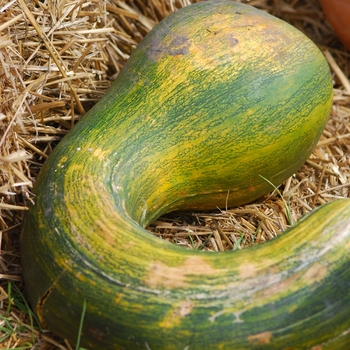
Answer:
(167, 35, 191, 56)
(227, 34, 239, 47)
(147, 45, 163, 61)
(148, 34, 191, 60)
(87, 327, 108, 342)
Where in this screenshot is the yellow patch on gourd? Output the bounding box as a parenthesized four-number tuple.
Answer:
(57, 155, 68, 168)
(115, 293, 124, 304)
(159, 299, 193, 329)
(90, 147, 107, 160)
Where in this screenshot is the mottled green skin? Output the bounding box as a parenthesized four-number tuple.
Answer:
(20, 1, 344, 349)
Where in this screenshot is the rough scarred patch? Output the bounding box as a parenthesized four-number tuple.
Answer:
(36, 286, 53, 328)
(168, 35, 191, 56)
(259, 271, 301, 298)
(146, 256, 219, 288)
(247, 331, 273, 345)
(302, 262, 328, 283)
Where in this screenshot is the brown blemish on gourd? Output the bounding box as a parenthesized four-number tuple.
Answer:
(247, 331, 273, 345)
(87, 327, 108, 343)
(159, 299, 193, 328)
(259, 271, 301, 298)
(147, 256, 219, 288)
(302, 262, 328, 283)
(259, 263, 328, 299)
(239, 263, 257, 278)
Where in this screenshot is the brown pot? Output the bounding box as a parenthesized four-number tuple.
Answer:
(321, 0, 350, 50)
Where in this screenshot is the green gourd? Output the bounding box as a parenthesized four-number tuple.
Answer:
(21, 2, 347, 349)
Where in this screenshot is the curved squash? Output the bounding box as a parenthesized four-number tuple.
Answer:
(20, 1, 342, 349)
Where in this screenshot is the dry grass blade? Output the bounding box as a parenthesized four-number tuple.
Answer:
(324, 50, 350, 93)
(0, 0, 350, 348)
